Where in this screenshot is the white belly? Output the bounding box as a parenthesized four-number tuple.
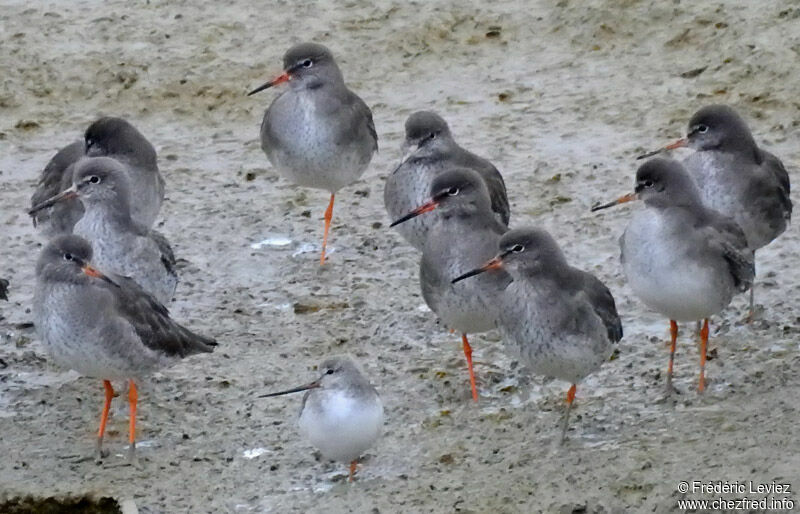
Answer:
(622, 210, 734, 321)
(298, 390, 383, 463)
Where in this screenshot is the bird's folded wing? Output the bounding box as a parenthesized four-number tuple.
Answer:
(478, 161, 511, 227)
(337, 92, 378, 153)
(755, 150, 792, 224)
(98, 274, 216, 357)
(701, 216, 755, 292)
(580, 273, 624, 343)
(149, 229, 178, 277)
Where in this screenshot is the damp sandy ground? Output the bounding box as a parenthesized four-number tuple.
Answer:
(1, 0, 799, 512)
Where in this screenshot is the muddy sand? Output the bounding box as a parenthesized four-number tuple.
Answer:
(1, 0, 799, 512)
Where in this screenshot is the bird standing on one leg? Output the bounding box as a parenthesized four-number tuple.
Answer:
(249, 43, 378, 265)
(453, 228, 622, 442)
(391, 167, 510, 402)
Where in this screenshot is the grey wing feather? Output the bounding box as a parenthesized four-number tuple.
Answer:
(128, 221, 178, 280)
(701, 213, 755, 292)
(455, 150, 510, 226)
(721, 244, 755, 293)
(359, 96, 379, 154)
(99, 273, 215, 357)
(333, 91, 378, 154)
(149, 229, 178, 278)
(579, 272, 623, 343)
(758, 150, 792, 224)
(482, 163, 510, 226)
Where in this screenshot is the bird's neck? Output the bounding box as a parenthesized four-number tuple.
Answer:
(704, 134, 760, 163)
(438, 207, 502, 234)
(82, 199, 134, 228)
(515, 259, 571, 282)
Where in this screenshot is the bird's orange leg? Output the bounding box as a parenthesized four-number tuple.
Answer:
(560, 383, 577, 444)
(667, 320, 678, 392)
(461, 333, 478, 402)
(128, 380, 138, 461)
(320, 193, 335, 265)
(348, 460, 357, 482)
(699, 319, 708, 392)
(96, 380, 114, 457)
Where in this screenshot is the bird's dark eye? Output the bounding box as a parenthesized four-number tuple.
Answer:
(85, 138, 94, 148)
(643, 180, 654, 188)
(447, 187, 460, 196)
(302, 59, 313, 68)
(325, 368, 334, 375)
(88, 176, 101, 184)
(430, 132, 437, 139)
(511, 244, 524, 253)
(63, 253, 74, 261)
(696, 124, 708, 134)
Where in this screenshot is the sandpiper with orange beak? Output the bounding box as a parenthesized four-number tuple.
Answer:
(248, 43, 378, 265)
(592, 158, 754, 393)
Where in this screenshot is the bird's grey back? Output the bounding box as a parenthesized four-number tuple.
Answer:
(693, 208, 755, 292)
(686, 147, 791, 249)
(448, 148, 510, 226)
(747, 149, 792, 239)
(574, 270, 623, 343)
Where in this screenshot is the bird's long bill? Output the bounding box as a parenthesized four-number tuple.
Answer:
(389, 200, 438, 227)
(258, 379, 321, 398)
(590, 192, 638, 212)
(635, 138, 688, 160)
(451, 256, 504, 284)
(81, 264, 105, 279)
(247, 71, 290, 96)
(81, 263, 117, 287)
(28, 185, 78, 215)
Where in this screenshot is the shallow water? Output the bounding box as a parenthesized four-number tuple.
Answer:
(1, 0, 799, 512)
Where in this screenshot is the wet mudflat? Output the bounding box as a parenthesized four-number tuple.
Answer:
(0, 0, 798, 512)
